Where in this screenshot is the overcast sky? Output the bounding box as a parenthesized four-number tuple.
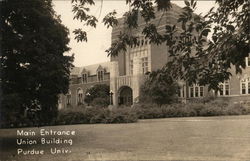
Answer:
(53, 0, 216, 67)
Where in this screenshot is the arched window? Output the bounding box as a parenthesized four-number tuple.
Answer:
(82, 73, 88, 83)
(97, 65, 104, 82)
(66, 90, 71, 105)
(77, 88, 83, 105)
(97, 70, 104, 81)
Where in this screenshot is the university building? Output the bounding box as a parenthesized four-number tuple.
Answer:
(59, 4, 250, 108)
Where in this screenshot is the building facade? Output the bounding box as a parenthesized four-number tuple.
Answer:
(58, 62, 111, 109)
(109, 3, 250, 106)
(60, 4, 250, 108)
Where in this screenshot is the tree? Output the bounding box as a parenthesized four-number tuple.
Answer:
(70, 0, 249, 90)
(0, 0, 74, 126)
(84, 84, 110, 107)
(140, 70, 179, 106)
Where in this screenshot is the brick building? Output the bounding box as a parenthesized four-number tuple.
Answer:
(58, 62, 110, 109)
(60, 4, 250, 108)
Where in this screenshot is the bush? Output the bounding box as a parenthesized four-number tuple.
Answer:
(56, 101, 250, 125)
(56, 107, 138, 125)
(91, 97, 109, 107)
(133, 101, 250, 119)
(199, 106, 225, 116)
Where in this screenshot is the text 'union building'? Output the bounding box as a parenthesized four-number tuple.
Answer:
(59, 4, 250, 108)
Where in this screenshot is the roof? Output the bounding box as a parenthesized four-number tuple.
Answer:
(70, 62, 111, 77)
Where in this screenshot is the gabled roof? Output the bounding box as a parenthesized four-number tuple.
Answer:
(70, 62, 111, 77)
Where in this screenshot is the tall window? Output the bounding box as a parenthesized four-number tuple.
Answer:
(178, 87, 181, 97)
(248, 82, 250, 94)
(77, 88, 83, 105)
(189, 85, 204, 98)
(97, 70, 104, 81)
(241, 77, 250, 95)
(218, 81, 230, 96)
(130, 59, 133, 75)
(141, 57, 148, 74)
(190, 87, 194, 98)
(200, 86, 204, 97)
(195, 87, 199, 97)
(66, 90, 71, 105)
(82, 73, 88, 83)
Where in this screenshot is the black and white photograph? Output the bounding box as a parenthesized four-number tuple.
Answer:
(0, 0, 250, 160)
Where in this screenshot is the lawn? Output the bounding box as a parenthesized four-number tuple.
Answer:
(1, 115, 250, 161)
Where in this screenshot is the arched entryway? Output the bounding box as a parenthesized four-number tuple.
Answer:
(118, 86, 133, 106)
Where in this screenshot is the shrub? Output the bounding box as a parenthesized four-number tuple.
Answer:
(133, 101, 250, 119)
(84, 84, 110, 107)
(91, 97, 110, 108)
(199, 106, 225, 116)
(56, 107, 138, 125)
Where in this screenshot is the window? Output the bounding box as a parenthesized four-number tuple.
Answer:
(77, 88, 83, 105)
(218, 81, 230, 96)
(242, 82, 246, 94)
(130, 59, 133, 75)
(82, 73, 88, 83)
(195, 87, 199, 97)
(141, 57, 148, 74)
(200, 87, 204, 97)
(248, 82, 250, 94)
(225, 84, 230, 95)
(66, 91, 71, 105)
(219, 84, 224, 95)
(189, 85, 204, 98)
(241, 78, 250, 95)
(190, 87, 194, 98)
(97, 70, 104, 81)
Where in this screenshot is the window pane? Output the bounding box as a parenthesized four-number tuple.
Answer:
(190, 87, 194, 97)
(195, 87, 199, 97)
(242, 83, 246, 94)
(219, 84, 224, 95)
(200, 87, 204, 97)
(248, 82, 250, 94)
(225, 84, 229, 95)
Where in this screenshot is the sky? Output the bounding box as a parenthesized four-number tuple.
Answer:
(53, 0, 216, 67)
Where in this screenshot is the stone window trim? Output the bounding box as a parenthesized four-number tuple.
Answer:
(189, 84, 204, 98)
(218, 81, 230, 96)
(97, 70, 104, 82)
(141, 57, 149, 74)
(82, 73, 88, 83)
(240, 77, 250, 95)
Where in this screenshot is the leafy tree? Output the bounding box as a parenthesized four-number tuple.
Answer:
(0, 0, 74, 126)
(71, 0, 249, 90)
(84, 84, 110, 107)
(140, 70, 179, 106)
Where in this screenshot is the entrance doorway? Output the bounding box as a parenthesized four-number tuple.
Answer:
(118, 86, 133, 106)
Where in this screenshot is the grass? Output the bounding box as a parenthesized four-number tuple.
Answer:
(1, 115, 250, 161)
